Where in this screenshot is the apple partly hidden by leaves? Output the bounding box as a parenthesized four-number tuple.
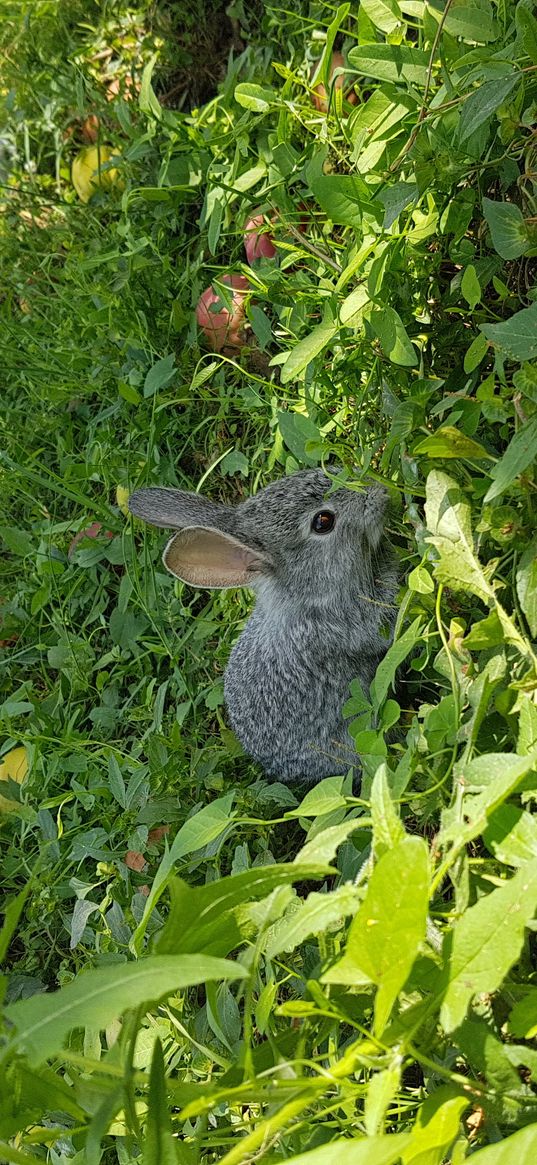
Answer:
(196, 274, 250, 352)
(311, 51, 357, 113)
(71, 145, 123, 202)
(68, 522, 113, 558)
(244, 212, 277, 264)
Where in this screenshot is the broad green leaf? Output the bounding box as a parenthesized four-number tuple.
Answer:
(440, 749, 537, 849)
(484, 415, 537, 501)
(371, 763, 405, 857)
(155, 863, 333, 956)
(458, 72, 520, 142)
(289, 776, 348, 819)
(508, 989, 537, 1038)
(277, 409, 322, 460)
(143, 353, 176, 397)
(282, 1133, 412, 1165)
(415, 426, 492, 460)
(370, 617, 424, 710)
(143, 1039, 176, 1165)
(234, 83, 275, 112)
(481, 301, 537, 363)
(443, 0, 495, 42)
(440, 858, 537, 1032)
(4, 954, 245, 1064)
(360, 0, 403, 34)
(0, 526, 33, 556)
(309, 174, 380, 228)
(483, 804, 537, 867)
(478, 1103, 537, 1165)
(132, 794, 236, 953)
(323, 836, 429, 1034)
(370, 306, 417, 367)
(408, 565, 435, 594)
(401, 1085, 469, 1165)
(483, 197, 530, 261)
(454, 1016, 522, 1097)
(461, 264, 481, 309)
(280, 324, 338, 385)
(264, 883, 361, 958)
(516, 4, 537, 64)
(464, 331, 488, 373)
(139, 56, 162, 119)
(425, 470, 493, 604)
(340, 284, 370, 325)
(517, 537, 537, 637)
(378, 182, 418, 230)
(348, 44, 430, 86)
(364, 1061, 402, 1135)
(295, 820, 368, 865)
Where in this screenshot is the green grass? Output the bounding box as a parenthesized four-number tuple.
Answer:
(1, 0, 537, 1161)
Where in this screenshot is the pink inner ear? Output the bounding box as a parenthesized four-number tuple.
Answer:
(163, 527, 268, 588)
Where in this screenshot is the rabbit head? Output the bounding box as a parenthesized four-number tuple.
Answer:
(128, 470, 390, 608)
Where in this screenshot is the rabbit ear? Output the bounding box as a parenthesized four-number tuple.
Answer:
(129, 487, 229, 531)
(163, 527, 271, 589)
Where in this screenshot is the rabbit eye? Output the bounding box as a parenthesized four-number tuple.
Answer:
(311, 510, 335, 534)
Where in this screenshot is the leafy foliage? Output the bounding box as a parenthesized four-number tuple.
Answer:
(1, 0, 537, 1161)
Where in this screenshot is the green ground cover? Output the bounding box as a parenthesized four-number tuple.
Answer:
(1, 0, 537, 1160)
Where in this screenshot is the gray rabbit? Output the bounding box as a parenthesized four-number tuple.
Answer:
(129, 469, 397, 783)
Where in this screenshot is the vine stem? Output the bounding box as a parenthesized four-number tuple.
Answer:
(389, 0, 456, 173)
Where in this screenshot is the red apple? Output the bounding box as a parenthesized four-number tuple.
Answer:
(244, 212, 277, 264)
(196, 274, 250, 352)
(311, 51, 358, 114)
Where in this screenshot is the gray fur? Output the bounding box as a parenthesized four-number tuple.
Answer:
(129, 470, 397, 783)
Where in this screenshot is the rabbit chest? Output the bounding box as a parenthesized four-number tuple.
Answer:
(223, 606, 381, 783)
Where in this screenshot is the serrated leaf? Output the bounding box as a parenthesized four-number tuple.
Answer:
(280, 324, 338, 385)
(4, 954, 246, 1064)
(415, 426, 492, 460)
(440, 859, 537, 1032)
(425, 470, 493, 604)
(481, 301, 537, 363)
(323, 836, 429, 1035)
(348, 44, 430, 86)
(371, 306, 417, 367)
(484, 415, 537, 502)
(483, 198, 530, 261)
